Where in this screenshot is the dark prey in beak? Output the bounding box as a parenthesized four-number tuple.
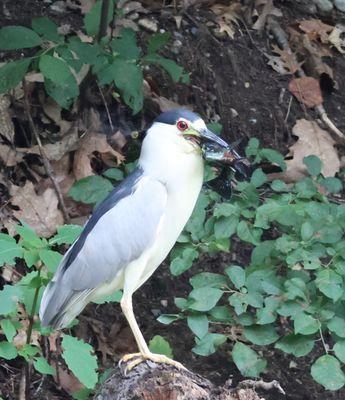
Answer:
(201, 141, 252, 181)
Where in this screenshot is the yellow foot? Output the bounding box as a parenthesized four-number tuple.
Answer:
(119, 352, 186, 376)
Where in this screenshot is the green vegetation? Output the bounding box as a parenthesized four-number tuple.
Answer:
(159, 139, 345, 390)
(0, 0, 187, 114)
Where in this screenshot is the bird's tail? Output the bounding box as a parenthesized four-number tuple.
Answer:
(39, 280, 92, 330)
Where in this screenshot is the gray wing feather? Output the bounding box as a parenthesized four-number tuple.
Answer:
(39, 172, 167, 328)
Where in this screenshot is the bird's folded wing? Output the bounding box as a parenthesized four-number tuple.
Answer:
(39, 169, 168, 328)
(57, 171, 167, 290)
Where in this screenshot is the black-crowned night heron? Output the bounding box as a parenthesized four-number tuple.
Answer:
(39, 109, 248, 371)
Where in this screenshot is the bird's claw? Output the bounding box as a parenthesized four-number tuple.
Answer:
(119, 352, 186, 376)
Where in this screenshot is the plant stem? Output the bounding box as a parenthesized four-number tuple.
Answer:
(97, 0, 110, 42)
(26, 269, 41, 345)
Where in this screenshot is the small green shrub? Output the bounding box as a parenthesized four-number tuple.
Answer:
(0, 223, 103, 393)
(159, 139, 345, 390)
(0, 0, 187, 113)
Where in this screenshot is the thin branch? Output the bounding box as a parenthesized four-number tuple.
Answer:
(266, 16, 344, 141)
(22, 80, 70, 223)
(237, 379, 286, 395)
(96, 79, 114, 132)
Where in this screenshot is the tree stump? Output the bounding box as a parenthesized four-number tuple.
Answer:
(94, 361, 284, 400)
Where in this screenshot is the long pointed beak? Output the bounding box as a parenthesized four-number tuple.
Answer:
(200, 128, 229, 148)
(200, 128, 251, 180)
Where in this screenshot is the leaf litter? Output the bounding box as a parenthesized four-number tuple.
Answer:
(269, 119, 340, 183)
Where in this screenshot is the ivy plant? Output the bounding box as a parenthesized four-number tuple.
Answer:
(0, 0, 187, 114)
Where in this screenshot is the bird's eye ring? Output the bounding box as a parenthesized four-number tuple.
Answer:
(177, 120, 188, 131)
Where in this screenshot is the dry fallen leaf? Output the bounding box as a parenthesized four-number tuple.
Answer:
(211, 3, 241, 39)
(0, 144, 23, 167)
(328, 26, 345, 54)
(9, 181, 64, 237)
(73, 131, 124, 180)
(270, 45, 303, 75)
(299, 19, 333, 44)
(288, 76, 323, 108)
(0, 94, 15, 142)
(252, 0, 282, 32)
(269, 119, 340, 182)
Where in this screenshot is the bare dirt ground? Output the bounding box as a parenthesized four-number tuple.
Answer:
(1, 1, 345, 399)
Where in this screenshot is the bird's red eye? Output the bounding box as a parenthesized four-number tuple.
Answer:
(177, 120, 188, 131)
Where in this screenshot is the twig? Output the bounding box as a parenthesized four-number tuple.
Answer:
(96, 79, 114, 132)
(22, 80, 70, 223)
(266, 16, 344, 141)
(237, 379, 286, 395)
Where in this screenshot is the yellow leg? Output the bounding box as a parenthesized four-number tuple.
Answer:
(119, 294, 186, 374)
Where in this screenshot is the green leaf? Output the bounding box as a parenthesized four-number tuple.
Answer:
(157, 314, 180, 325)
(311, 355, 345, 390)
(16, 223, 43, 248)
(315, 269, 343, 302)
(188, 287, 223, 312)
(301, 221, 314, 241)
(245, 138, 259, 157)
(214, 215, 238, 239)
(225, 265, 245, 289)
(39, 55, 72, 86)
(143, 53, 183, 82)
(189, 272, 227, 289)
(149, 335, 173, 358)
(237, 221, 261, 245)
(259, 148, 286, 170)
(68, 40, 100, 65)
(187, 314, 209, 338)
(0, 26, 42, 50)
(271, 179, 289, 192)
(61, 334, 98, 389)
(192, 333, 226, 356)
(102, 168, 124, 181)
(39, 249, 63, 273)
(32, 17, 61, 42)
(334, 340, 345, 363)
(0, 285, 23, 315)
(214, 203, 239, 218)
(250, 168, 267, 188)
(69, 175, 113, 205)
(244, 325, 279, 345)
(275, 334, 314, 357)
(209, 306, 233, 323)
(0, 239, 23, 266)
(327, 317, 345, 338)
(0, 319, 17, 342)
(0, 59, 31, 93)
(84, 0, 115, 36)
(294, 313, 320, 335)
(111, 28, 140, 60)
(44, 74, 79, 108)
(321, 177, 343, 193)
(33, 357, 55, 375)
(99, 59, 143, 114)
(170, 247, 198, 276)
(0, 341, 17, 360)
(49, 224, 83, 245)
(147, 32, 171, 54)
(92, 290, 122, 304)
(18, 344, 39, 360)
(303, 155, 321, 176)
(232, 342, 266, 377)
